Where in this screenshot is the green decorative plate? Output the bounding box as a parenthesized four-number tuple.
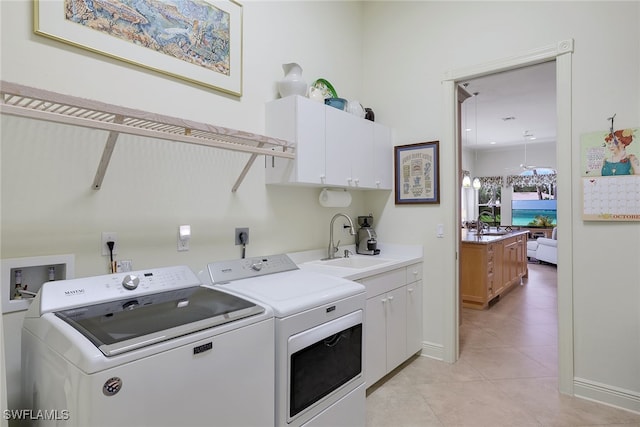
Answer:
(311, 78, 338, 99)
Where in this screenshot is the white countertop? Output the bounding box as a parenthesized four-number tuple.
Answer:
(289, 243, 423, 280)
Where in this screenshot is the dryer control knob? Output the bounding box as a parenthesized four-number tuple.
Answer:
(122, 275, 140, 290)
(250, 262, 263, 271)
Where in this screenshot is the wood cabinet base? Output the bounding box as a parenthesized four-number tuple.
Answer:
(460, 232, 528, 310)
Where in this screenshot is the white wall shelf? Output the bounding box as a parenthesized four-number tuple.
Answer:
(0, 81, 295, 192)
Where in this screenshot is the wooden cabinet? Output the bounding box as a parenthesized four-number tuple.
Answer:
(265, 96, 392, 189)
(502, 234, 527, 290)
(461, 232, 528, 310)
(460, 241, 502, 308)
(359, 263, 423, 387)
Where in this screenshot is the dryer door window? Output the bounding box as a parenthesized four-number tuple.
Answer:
(288, 310, 363, 420)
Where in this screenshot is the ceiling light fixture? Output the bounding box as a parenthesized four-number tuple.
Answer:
(472, 92, 481, 190)
(462, 170, 471, 188)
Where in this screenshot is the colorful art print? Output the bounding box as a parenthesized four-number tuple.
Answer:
(580, 128, 640, 177)
(394, 141, 440, 205)
(35, 0, 243, 95)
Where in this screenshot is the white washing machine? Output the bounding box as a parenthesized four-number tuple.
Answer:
(21, 265, 274, 427)
(206, 254, 366, 427)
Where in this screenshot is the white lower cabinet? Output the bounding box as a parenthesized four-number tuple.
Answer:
(359, 263, 423, 387)
(406, 264, 423, 357)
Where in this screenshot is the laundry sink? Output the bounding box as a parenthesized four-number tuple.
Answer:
(311, 257, 394, 269)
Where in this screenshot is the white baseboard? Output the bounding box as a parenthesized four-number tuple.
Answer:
(574, 377, 640, 415)
(419, 341, 444, 361)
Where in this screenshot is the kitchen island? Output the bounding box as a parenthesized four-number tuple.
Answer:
(460, 229, 528, 310)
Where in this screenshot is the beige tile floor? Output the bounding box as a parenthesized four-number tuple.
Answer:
(366, 262, 640, 426)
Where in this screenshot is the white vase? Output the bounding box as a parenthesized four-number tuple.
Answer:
(277, 63, 307, 98)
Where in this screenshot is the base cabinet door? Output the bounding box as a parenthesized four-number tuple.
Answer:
(361, 263, 423, 387)
(365, 286, 407, 386)
(384, 286, 407, 373)
(406, 279, 423, 356)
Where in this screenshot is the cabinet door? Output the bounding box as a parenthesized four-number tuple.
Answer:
(406, 280, 423, 357)
(515, 236, 527, 278)
(365, 295, 387, 387)
(350, 121, 375, 188)
(372, 123, 392, 189)
(503, 238, 519, 287)
(489, 242, 503, 296)
(265, 96, 326, 185)
(325, 107, 357, 187)
(385, 286, 407, 373)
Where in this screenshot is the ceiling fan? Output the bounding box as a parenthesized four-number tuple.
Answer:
(519, 130, 551, 171)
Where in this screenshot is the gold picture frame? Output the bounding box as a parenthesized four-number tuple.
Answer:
(34, 0, 243, 96)
(394, 141, 440, 205)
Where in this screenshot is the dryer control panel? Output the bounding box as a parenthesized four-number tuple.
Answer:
(207, 254, 298, 284)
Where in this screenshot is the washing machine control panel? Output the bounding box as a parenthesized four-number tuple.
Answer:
(207, 254, 299, 284)
(36, 265, 201, 314)
(122, 274, 140, 290)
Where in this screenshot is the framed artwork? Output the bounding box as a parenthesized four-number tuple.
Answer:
(394, 141, 440, 205)
(34, 0, 243, 96)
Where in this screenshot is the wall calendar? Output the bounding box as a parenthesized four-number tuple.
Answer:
(580, 127, 640, 221)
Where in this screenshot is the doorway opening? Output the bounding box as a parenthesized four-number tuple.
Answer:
(444, 39, 574, 395)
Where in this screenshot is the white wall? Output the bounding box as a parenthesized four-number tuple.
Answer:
(0, 0, 378, 412)
(0, 1, 375, 273)
(2, 0, 640, 415)
(362, 0, 639, 412)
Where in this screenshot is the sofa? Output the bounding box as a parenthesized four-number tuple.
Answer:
(527, 227, 557, 265)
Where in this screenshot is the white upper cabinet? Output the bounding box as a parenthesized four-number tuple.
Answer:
(373, 123, 393, 190)
(265, 96, 392, 190)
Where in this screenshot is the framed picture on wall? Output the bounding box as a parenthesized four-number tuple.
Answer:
(34, 0, 243, 96)
(394, 141, 440, 205)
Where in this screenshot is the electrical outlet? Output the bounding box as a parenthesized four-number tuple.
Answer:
(235, 228, 249, 245)
(101, 232, 118, 256)
(178, 225, 191, 252)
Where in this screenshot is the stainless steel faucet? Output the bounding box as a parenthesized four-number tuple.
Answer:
(326, 213, 356, 259)
(477, 210, 496, 235)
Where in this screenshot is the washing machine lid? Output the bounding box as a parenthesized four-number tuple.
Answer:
(55, 286, 263, 356)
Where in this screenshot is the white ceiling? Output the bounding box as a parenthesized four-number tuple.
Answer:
(461, 61, 556, 151)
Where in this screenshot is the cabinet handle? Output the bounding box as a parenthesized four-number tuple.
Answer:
(408, 287, 414, 293)
(354, 178, 360, 185)
(388, 295, 394, 301)
(381, 298, 387, 304)
(320, 175, 326, 183)
(412, 270, 418, 276)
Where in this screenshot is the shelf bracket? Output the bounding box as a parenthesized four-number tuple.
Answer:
(92, 115, 124, 190)
(232, 141, 266, 193)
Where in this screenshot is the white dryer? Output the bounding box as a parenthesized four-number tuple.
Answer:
(207, 254, 366, 427)
(21, 265, 274, 427)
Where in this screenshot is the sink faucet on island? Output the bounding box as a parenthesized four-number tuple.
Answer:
(473, 209, 509, 237)
(325, 213, 356, 260)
